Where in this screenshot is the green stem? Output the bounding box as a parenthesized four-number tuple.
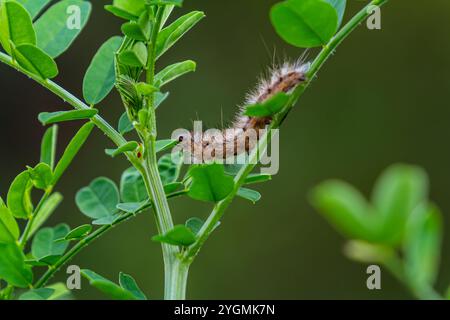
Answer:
(167, 259, 190, 300)
(138, 6, 180, 300)
(184, 0, 389, 263)
(34, 190, 187, 288)
(383, 257, 443, 300)
(18, 191, 50, 249)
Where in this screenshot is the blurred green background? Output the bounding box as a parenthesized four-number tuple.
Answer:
(1, 0, 450, 299)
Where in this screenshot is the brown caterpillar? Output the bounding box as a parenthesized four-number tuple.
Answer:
(176, 59, 310, 163)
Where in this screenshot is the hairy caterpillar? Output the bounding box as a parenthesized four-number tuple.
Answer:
(176, 59, 311, 163)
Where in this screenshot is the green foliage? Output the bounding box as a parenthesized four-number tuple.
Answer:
(118, 112, 135, 134)
(81, 269, 146, 300)
(0, 1, 36, 55)
(83, 36, 123, 105)
(19, 288, 54, 300)
(31, 224, 70, 261)
(7, 170, 34, 219)
(105, 141, 139, 157)
(0, 243, 33, 288)
(270, 0, 338, 48)
(152, 225, 197, 247)
(158, 153, 183, 185)
(118, 41, 148, 67)
(76, 177, 120, 219)
(38, 109, 98, 126)
(16, 0, 52, 19)
(63, 224, 93, 241)
(12, 44, 58, 79)
(34, 0, 92, 58)
(29, 193, 63, 237)
(311, 164, 445, 298)
(27, 163, 53, 190)
(245, 92, 290, 117)
(120, 167, 147, 203)
(0, 201, 20, 241)
(155, 60, 196, 88)
(185, 217, 204, 235)
(155, 11, 205, 59)
(325, 0, 347, 28)
(52, 122, 95, 185)
(188, 164, 234, 202)
(237, 187, 261, 204)
(40, 125, 58, 170)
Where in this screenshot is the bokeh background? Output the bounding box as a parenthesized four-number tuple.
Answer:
(1, 0, 450, 299)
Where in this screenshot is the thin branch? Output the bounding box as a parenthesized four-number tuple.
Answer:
(182, 0, 390, 262)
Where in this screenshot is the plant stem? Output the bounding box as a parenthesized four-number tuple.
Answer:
(177, 0, 390, 297)
(135, 6, 181, 300)
(18, 191, 50, 249)
(167, 258, 190, 300)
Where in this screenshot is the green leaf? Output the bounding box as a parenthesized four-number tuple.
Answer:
(371, 164, 428, 245)
(155, 60, 196, 87)
(34, 0, 92, 58)
(29, 192, 63, 238)
(156, 11, 205, 59)
(0, 201, 20, 242)
(105, 141, 139, 158)
(92, 214, 121, 226)
(7, 170, 34, 219)
(136, 82, 159, 96)
(52, 122, 95, 185)
(118, 41, 147, 67)
(46, 282, 71, 300)
(163, 182, 184, 194)
(343, 240, 394, 264)
(245, 92, 290, 117)
(31, 223, 70, 260)
(404, 204, 442, 288)
(12, 44, 58, 79)
(105, 0, 146, 20)
(237, 187, 261, 204)
(0, 0, 36, 54)
(116, 201, 147, 214)
(83, 36, 123, 105)
(156, 139, 178, 153)
(152, 225, 196, 247)
(185, 217, 204, 235)
(158, 153, 183, 185)
(270, 0, 338, 48)
(81, 269, 138, 300)
(118, 112, 134, 134)
(119, 272, 147, 300)
(27, 163, 53, 190)
(64, 224, 92, 241)
(244, 173, 272, 185)
(121, 11, 151, 42)
(325, 0, 347, 28)
(19, 288, 55, 300)
(16, 0, 51, 19)
(155, 91, 170, 109)
(120, 167, 147, 203)
(40, 125, 58, 170)
(188, 164, 234, 202)
(310, 180, 380, 242)
(149, 0, 183, 6)
(0, 243, 33, 288)
(38, 109, 98, 126)
(76, 177, 120, 219)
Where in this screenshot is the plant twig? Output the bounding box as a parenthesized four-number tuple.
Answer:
(181, 0, 390, 270)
